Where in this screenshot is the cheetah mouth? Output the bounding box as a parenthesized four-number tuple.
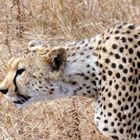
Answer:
(14, 94, 31, 104)
(13, 76, 31, 104)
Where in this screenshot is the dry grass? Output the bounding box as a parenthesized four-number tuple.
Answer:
(0, 0, 140, 139)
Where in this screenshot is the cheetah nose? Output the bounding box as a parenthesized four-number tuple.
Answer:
(0, 89, 9, 94)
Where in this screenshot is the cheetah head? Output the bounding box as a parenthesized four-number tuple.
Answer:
(0, 43, 84, 108)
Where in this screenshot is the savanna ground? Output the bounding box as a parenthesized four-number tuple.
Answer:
(0, 0, 140, 140)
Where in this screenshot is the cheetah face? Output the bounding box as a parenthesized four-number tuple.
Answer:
(0, 46, 76, 108)
(0, 57, 30, 106)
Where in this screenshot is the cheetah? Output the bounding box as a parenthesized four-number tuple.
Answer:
(0, 22, 140, 140)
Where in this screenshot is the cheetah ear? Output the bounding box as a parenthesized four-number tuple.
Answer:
(46, 47, 67, 71)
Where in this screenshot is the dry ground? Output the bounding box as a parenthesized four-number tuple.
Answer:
(0, 0, 140, 140)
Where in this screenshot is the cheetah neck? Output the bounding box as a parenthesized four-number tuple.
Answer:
(61, 35, 102, 98)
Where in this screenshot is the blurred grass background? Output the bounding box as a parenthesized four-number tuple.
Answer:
(0, 0, 140, 139)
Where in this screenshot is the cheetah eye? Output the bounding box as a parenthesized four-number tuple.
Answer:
(16, 68, 26, 75)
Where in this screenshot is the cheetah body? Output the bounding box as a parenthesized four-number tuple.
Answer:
(0, 22, 140, 140)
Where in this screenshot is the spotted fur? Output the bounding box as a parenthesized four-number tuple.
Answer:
(0, 22, 140, 140)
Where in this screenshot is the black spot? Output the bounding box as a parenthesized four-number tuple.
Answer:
(105, 58, 110, 63)
(119, 128, 124, 134)
(122, 57, 127, 63)
(118, 100, 121, 105)
(108, 70, 112, 76)
(128, 96, 132, 102)
(135, 69, 138, 75)
(108, 112, 112, 116)
(106, 36, 110, 40)
(128, 38, 133, 42)
(98, 40, 102, 45)
(137, 125, 140, 131)
(71, 81, 77, 85)
(137, 51, 140, 58)
(89, 47, 93, 50)
(103, 105, 106, 110)
(86, 64, 90, 67)
(87, 90, 91, 93)
(103, 75, 106, 81)
(91, 81, 96, 85)
(108, 103, 113, 108)
(119, 92, 122, 96)
(99, 64, 103, 67)
(125, 45, 128, 49)
(116, 73, 120, 79)
(104, 120, 108, 123)
(126, 30, 131, 34)
(111, 135, 119, 140)
(111, 122, 115, 126)
(122, 85, 126, 91)
(125, 105, 129, 110)
(138, 41, 140, 46)
(121, 37, 126, 43)
(85, 76, 89, 80)
(117, 112, 121, 118)
(39, 86, 43, 89)
(112, 44, 117, 49)
(113, 108, 117, 113)
(137, 62, 140, 68)
(128, 25, 135, 29)
(128, 48, 133, 54)
(134, 45, 138, 48)
(115, 84, 119, 90)
(122, 77, 126, 82)
(102, 47, 107, 52)
(108, 92, 111, 97)
(119, 47, 124, 53)
(128, 58, 133, 63)
(133, 107, 137, 113)
(134, 133, 137, 138)
(123, 68, 128, 74)
(111, 63, 116, 68)
(114, 30, 120, 34)
(128, 113, 131, 118)
(80, 52, 84, 55)
(102, 87, 105, 91)
(117, 25, 122, 29)
(128, 76, 132, 82)
(118, 64, 123, 69)
(86, 55, 90, 58)
(103, 128, 108, 131)
(134, 34, 138, 38)
(115, 36, 120, 40)
(114, 54, 120, 59)
(91, 73, 96, 77)
(132, 62, 135, 67)
(130, 85, 133, 91)
(134, 96, 137, 101)
(109, 52, 114, 55)
(109, 80, 112, 86)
